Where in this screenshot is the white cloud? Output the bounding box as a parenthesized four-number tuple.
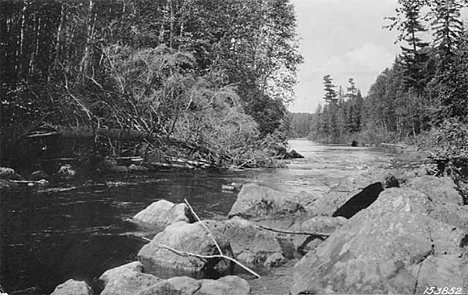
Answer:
(313, 43, 396, 75)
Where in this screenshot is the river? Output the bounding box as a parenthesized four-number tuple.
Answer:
(0, 139, 395, 294)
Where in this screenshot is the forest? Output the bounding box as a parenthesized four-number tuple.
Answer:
(289, 0, 468, 178)
(0, 0, 302, 172)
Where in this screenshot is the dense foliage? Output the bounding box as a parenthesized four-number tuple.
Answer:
(0, 0, 302, 169)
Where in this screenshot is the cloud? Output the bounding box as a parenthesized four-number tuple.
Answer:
(313, 43, 396, 75)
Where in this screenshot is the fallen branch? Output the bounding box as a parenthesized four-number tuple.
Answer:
(155, 243, 261, 279)
(184, 198, 223, 256)
(254, 224, 331, 237)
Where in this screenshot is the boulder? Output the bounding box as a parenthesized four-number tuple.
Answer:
(284, 149, 304, 159)
(128, 164, 149, 172)
(291, 187, 467, 295)
(109, 165, 129, 173)
(197, 276, 250, 295)
(228, 184, 309, 219)
(138, 221, 234, 273)
(214, 217, 284, 265)
(332, 182, 383, 218)
(135, 276, 250, 295)
(406, 176, 464, 206)
(50, 279, 93, 295)
(133, 200, 195, 227)
(99, 261, 161, 295)
(264, 253, 286, 267)
(290, 216, 347, 254)
(306, 171, 400, 219)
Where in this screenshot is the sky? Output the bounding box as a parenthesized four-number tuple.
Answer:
(288, 0, 401, 113)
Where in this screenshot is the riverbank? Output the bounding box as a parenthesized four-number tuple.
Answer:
(5, 140, 467, 294)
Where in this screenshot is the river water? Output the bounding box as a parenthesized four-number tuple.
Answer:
(0, 139, 395, 294)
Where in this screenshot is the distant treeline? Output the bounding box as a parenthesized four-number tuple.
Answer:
(290, 0, 468, 149)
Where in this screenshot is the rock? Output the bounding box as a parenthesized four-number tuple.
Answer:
(50, 279, 93, 295)
(99, 261, 161, 295)
(214, 217, 284, 265)
(303, 171, 401, 219)
(0, 167, 15, 180)
(109, 165, 128, 173)
(382, 173, 400, 188)
(228, 184, 307, 219)
(291, 187, 467, 295)
(284, 149, 304, 159)
(100, 261, 144, 284)
(136, 276, 199, 295)
(304, 176, 369, 217)
(332, 182, 383, 218)
(221, 183, 242, 191)
(58, 164, 76, 177)
(138, 221, 234, 273)
(291, 216, 347, 254)
(198, 276, 250, 295)
(264, 253, 286, 267)
(406, 176, 464, 206)
(236, 252, 256, 264)
(30, 170, 48, 181)
(133, 200, 195, 227)
(415, 254, 465, 294)
(135, 276, 250, 295)
(393, 150, 432, 168)
(128, 164, 149, 172)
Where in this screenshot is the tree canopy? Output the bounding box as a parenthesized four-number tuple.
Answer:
(0, 0, 302, 169)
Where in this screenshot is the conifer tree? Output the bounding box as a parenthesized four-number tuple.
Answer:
(430, 0, 464, 63)
(387, 0, 430, 91)
(323, 74, 338, 104)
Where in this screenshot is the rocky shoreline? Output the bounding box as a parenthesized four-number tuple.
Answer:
(5, 148, 468, 294)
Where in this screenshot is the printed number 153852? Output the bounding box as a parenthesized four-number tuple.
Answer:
(423, 287, 466, 295)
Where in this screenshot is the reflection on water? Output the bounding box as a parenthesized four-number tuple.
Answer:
(0, 140, 395, 294)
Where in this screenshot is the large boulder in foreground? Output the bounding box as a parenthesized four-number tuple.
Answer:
(50, 279, 93, 295)
(133, 200, 195, 227)
(99, 261, 161, 295)
(290, 216, 347, 254)
(138, 221, 234, 273)
(228, 184, 316, 219)
(291, 187, 468, 295)
(135, 276, 249, 295)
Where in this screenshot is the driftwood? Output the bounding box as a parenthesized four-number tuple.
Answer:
(154, 243, 261, 279)
(184, 199, 224, 255)
(254, 224, 332, 237)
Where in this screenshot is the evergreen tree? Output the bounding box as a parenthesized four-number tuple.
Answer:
(387, 0, 430, 91)
(430, 0, 464, 63)
(323, 74, 338, 104)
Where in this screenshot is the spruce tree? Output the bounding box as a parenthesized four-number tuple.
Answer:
(387, 0, 430, 91)
(323, 74, 338, 104)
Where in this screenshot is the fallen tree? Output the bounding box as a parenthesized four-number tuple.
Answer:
(25, 123, 227, 165)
